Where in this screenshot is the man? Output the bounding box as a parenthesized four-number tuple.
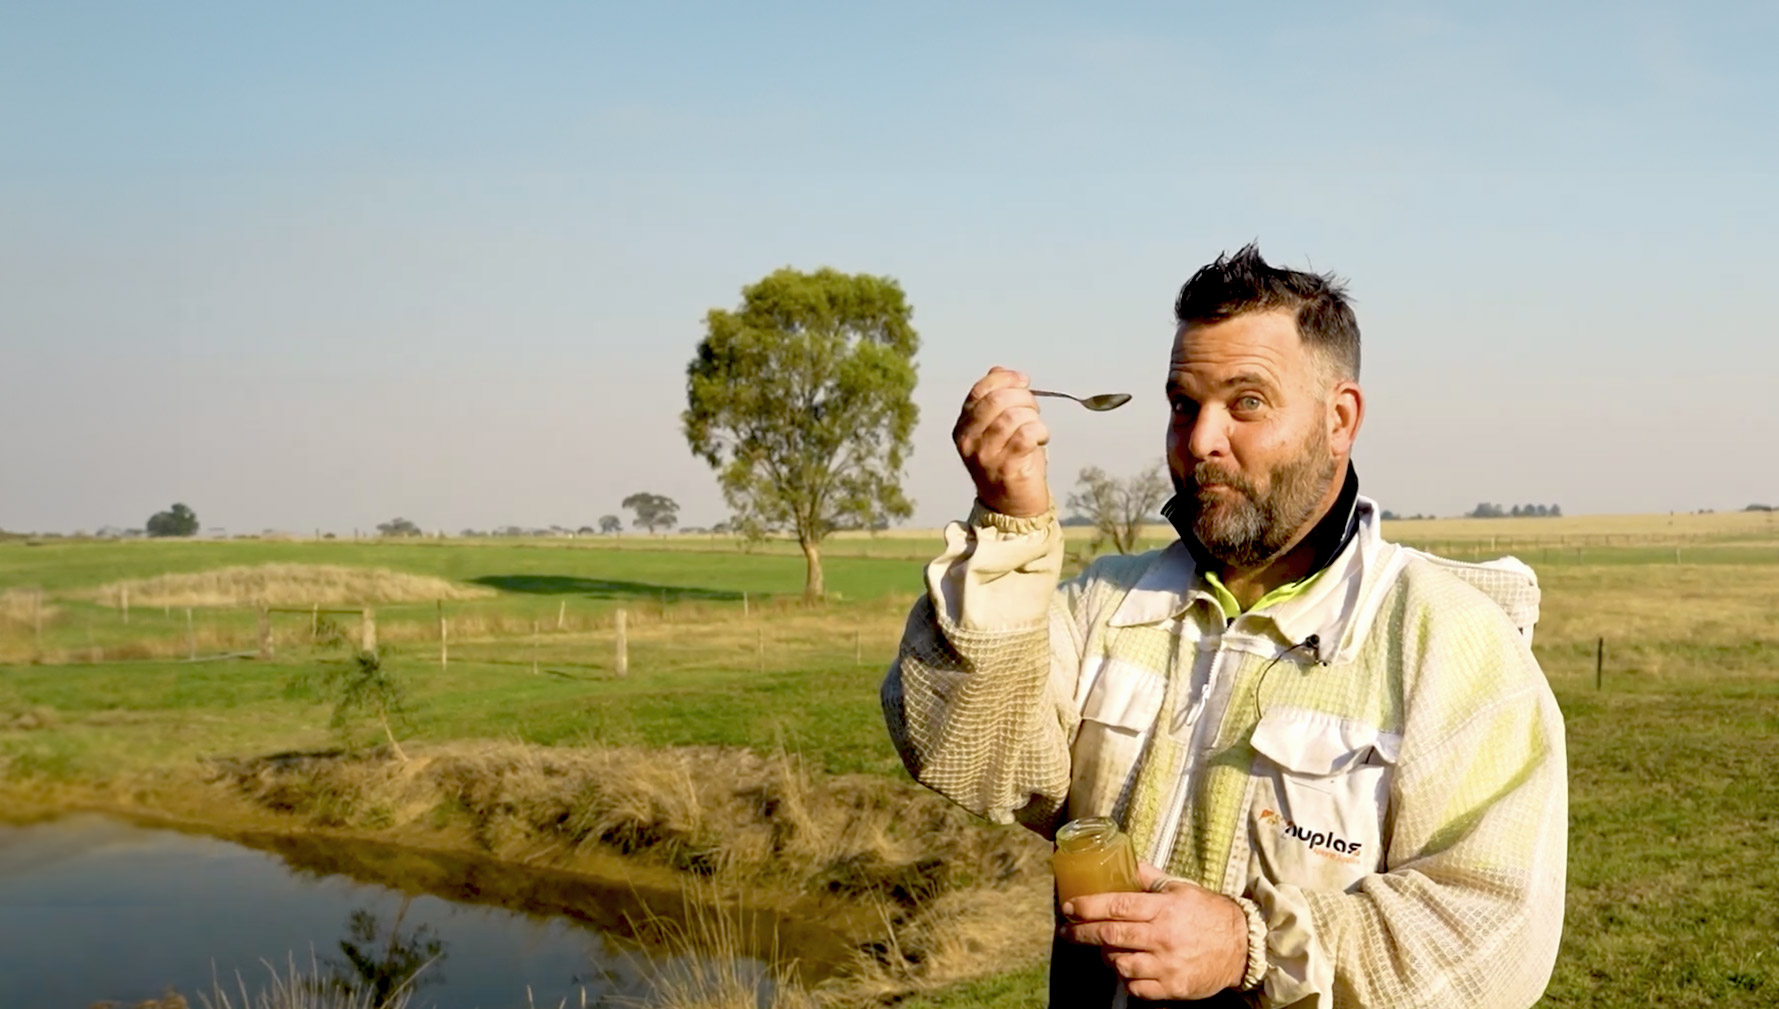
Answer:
(881, 245, 1566, 1007)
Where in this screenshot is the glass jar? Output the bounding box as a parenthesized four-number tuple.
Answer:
(1053, 816, 1141, 903)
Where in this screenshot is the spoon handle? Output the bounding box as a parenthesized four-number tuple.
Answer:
(1029, 390, 1078, 402)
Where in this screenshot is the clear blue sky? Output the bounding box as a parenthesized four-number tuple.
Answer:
(3, 2, 1776, 534)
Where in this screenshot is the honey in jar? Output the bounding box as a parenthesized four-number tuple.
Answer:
(1053, 816, 1141, 903)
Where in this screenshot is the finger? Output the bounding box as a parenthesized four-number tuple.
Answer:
(1063, 919, 1152, 951)
(965, 368, 1027, 408)
(1004, 417, 1051, 455)
(1064, 890, 1160, 924)
(1126, 979, 1170, 1002)
(956, 398, 1042, 456)
(1136, 862, 1190, 894)
(963, 386, 1041, 433)
(955, 384, 1029, 444)
(956, 409, 1033, 462)
(1105, 951, 1162, 981)
(973, 406, 1045, 459)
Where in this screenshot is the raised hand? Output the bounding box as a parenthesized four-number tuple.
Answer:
(952, 367, 1052, 518)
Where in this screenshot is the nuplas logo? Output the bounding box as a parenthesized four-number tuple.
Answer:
(1258, 808, 1363, 864)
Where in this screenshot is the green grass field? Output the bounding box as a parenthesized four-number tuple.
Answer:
(2, 519, 1777, 1006)
(0, 535, 929, 664)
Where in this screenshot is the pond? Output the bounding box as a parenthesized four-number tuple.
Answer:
(0, 814, 850, 1008)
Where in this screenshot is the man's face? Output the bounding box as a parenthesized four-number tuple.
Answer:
(1166, 309, 1340, 569)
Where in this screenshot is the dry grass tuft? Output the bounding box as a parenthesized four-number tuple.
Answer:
(86, 565, 495, 609)
(824, 884, 1054, 1004)
(195, 950, 416, 1009)
(0, 587, 55, 624)
(620, 882, 823, 1009)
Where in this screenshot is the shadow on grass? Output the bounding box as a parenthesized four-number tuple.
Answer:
(463, 657, 607, 680)
(469, 575, 744, 602)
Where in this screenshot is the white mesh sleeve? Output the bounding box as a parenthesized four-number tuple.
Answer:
(881, 507, 1079, 830)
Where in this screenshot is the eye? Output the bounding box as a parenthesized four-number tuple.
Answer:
(1169, 397, 1198, 418)
(1233, 395, 1265, 412)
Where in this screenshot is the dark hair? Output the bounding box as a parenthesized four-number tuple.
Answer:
(1173, 243, 1360, 380)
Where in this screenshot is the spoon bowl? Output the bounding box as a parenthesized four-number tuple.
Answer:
(1032, 390, 1132, 412)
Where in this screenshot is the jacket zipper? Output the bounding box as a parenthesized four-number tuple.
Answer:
(1146, 633, 1305, 871)
(1148, 641, 1226, 866)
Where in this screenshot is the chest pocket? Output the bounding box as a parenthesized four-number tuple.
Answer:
(1247, 708, 1399, 892)
(1067, 658, 1166, 820)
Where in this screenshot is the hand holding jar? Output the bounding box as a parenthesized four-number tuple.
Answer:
(1055, 817, 1250, 1001)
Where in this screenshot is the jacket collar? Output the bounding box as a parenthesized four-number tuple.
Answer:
(1163, 462, 1362, 577)
(1109, 496, 1390, 662)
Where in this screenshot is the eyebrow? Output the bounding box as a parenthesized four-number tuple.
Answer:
(1166, 371, 1281, 395)
(1220, 371, 1279, 391)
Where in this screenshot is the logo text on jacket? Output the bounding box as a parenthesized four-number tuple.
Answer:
(1258, 808, 1363, 863)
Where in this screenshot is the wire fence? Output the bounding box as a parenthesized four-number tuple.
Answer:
(0, 588, 920, 672)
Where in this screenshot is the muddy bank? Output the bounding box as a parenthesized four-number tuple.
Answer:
(0, 742, 1053, 1003)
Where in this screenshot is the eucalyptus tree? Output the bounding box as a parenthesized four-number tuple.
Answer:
(684, 268, 918, 600)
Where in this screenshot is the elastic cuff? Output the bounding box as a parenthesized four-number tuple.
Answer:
(1233, 896, 1268, 991)
(967, 500, 1055, 535)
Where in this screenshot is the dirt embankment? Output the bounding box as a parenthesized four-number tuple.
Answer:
(4, 742, 1054, 1005)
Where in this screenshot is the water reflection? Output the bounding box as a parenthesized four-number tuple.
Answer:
(0, 815, 844, 1008)
(330, 898, 447, 1006)
(235, 827, 857, 979)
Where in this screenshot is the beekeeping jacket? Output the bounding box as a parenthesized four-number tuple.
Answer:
(881, 491, 1566, 1008)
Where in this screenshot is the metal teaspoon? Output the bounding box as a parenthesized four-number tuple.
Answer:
(1031, 389, 1133, 411)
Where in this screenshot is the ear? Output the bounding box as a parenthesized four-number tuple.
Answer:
(1328, 380, 1364, 456)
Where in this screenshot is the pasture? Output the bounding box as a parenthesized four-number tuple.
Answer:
(1, 511, 1776, 1007)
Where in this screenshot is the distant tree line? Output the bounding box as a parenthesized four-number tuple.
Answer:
(1468, 503, 1563, 518)
(449, 496, 682, 539)
(1747, 503, 1775, 512)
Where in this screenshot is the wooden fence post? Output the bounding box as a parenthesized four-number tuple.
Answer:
(854, 627, 862, 667)
(31, 588, 43, 664)
(1595, 637, 1604, 690)
(258, 604, 273, 660)
(742, 591, 749, 618)
(121, 585, 130, 624)
(438, 600, 448, 670)
(532, 620, 541, 675)
(185, 607, 196, 660)
(615, 608, 628, 677)
(361, 607, 377, 654)
(557, 599, 566, 632)
(311, 604, 320, 642)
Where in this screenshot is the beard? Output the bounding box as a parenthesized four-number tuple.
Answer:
(1171, 433, 1338, 569)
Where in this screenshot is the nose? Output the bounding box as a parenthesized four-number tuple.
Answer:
(1181, 404, 1232, 463)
